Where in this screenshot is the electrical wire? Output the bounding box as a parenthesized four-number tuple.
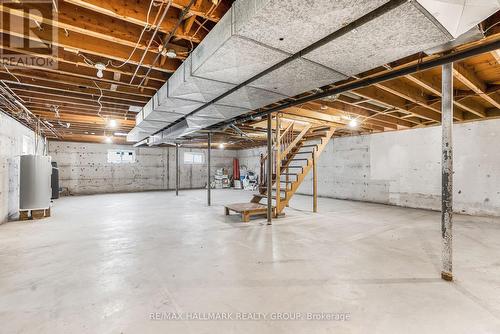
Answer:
(75, 0, 159, 71)
(483, 20, 500, 34)
(129, 0, 172, 84)
(3, 65, 20, 83)
(93, 81, 105, 118)
(137, 0, 196, 88)
(187, 2, 221, 54)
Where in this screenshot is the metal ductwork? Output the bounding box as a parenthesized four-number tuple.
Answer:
(128, 0, 499, 144)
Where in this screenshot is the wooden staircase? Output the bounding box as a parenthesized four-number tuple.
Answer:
(251, 117, 335, 217)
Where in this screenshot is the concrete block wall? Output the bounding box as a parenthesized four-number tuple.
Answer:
(0, 112, 45, 223)
(48, 141, 238, 195)
(237, 119, 500, 217)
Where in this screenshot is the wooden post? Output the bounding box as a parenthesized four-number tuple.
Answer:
(275, 114, 281, 216)
(267, 115, 273, 225)
(313, 151, 317, 213)
(441, 63, 453, 281)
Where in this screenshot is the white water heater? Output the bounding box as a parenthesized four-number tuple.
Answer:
(19, 155, 52, 210)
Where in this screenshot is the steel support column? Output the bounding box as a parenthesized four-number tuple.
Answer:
(313, 151, 317, 213)
(441, 63, 453, 282)
(207, 132, 211, 206)
(267, 115, 273, 224)
(175, 143, 179, 196)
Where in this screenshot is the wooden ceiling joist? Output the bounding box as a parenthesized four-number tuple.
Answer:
(0, 3, 191, 58)
(0, 69, 157, 97)
(453, 62, 500, 110)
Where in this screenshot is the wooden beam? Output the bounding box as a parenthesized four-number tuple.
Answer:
(0, 27, 177, 74)
(375, 79, 432, 108)
(353, 86, 442, 122)
(285, 107, 384, 132)
(15, 92, 136, 111)
(49, 134, 129, 144)
(311, 100, 404, 129)
(0, 44, 170, 82)
(28, 105, 134, 119)
(0, 3, 191, 56)
(335, 95, 421, 126)
(0, 52, 163, 91)
(6, 81, 149, 104)
(11, 87, 146, 107)
(65, 0, 211, 41)
(32, 111, 135, 127)
(407, 72, 486, 117)
(0, 69, 156, 97)
(453, 62, 500, 109)
(491, 50, 500, 64)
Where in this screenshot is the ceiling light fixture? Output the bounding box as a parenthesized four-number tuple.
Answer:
(219, 143, 225, 149)
(114, 132, 128, 137)
(108, 119, 118, 128)
(104, 136, 113, 144)
(165, 49, 177, 59)
(95, 62, 106, 78)
(349, 119, 358, 128)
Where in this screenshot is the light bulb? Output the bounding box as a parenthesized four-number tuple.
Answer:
(349, 119, 358, 128)
(94, 62, 106, 78)
(108, 119, 118, 128)
(165, 49, 177, 59)
(219, 143, 224, 149)
(104, 136, 113, 144)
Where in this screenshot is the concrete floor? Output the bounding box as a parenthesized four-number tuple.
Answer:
(1, 189, 500, 333)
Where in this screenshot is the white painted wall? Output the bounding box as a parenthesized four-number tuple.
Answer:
(0, 112, 46, 223)
(238, 119, 500, 217)
(48, 141, 238, 195)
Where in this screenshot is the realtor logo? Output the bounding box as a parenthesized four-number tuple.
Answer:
(0, 0, 58, 69)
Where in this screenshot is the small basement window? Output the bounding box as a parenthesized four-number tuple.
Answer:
(184, 152, 204, 165)
(107, 149, 136, 163)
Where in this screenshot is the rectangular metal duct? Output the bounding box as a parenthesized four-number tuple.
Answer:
(130, 0, 499, 143)
(233, 0, 389, 54)
(305, 2, 451, 76)
(191, 8, 289, 84)
(168, 56, 235, 102)
(416, 0, 500, 38)
(250, 58, 346, 97)
(147, 119, 195, 144)
(169, 55, 286, 109)
(155, 83, 204, 114)
(126, 127, 151, 142)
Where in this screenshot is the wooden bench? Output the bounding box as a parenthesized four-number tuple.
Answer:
(224, 203, 270, 222)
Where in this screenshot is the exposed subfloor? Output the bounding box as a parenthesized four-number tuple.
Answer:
(1, 189, 500, 333)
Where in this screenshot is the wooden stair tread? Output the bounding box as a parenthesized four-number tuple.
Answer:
(253, 194, 286, 200)
(225, 203, 268, 212)
(293, 151, 315, 155)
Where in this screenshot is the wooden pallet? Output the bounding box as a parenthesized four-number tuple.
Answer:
(224, 203, 271, 222)
(19, 208, 51, 221)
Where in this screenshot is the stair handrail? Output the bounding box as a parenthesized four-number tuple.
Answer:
(281, 123, 312, 158)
